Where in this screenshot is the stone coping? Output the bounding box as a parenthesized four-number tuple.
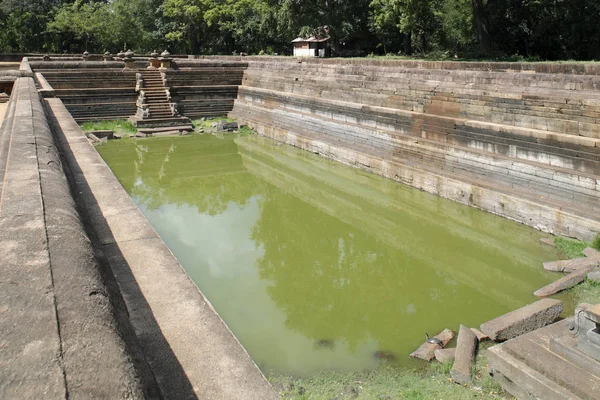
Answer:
(44, 96, 277, 399)
(193, 55, 600, 75)
(0, 76, 157, 398)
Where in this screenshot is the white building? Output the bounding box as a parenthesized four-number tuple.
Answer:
(292, 36, 331, 57)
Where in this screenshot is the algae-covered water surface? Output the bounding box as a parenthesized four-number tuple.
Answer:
(98, 133, 558, 376)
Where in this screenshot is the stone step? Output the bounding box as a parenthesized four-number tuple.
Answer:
(490, 320, 600, 399)
(130, 116, 192, 128)
(232, 95, 600, 203)
(138, 125, 194, 135)
(230, 101, 600, 225)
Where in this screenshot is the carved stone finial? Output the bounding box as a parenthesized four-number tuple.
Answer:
(150, 50, 159, 58)
(124, 49, 134, 59)
(161, 50, 171, 57)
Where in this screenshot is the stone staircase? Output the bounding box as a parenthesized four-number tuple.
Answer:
(130, 68, 191, 132)
(488, 304, 600, 399)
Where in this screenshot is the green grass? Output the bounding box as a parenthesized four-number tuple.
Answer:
(569, 279, 600, 305)
(553, 236, 590, 259)
(269, 351, 508, 400)
(554, 235, 600, 306)
(592, 236, 600, 251)
(80, 119, 137, 134)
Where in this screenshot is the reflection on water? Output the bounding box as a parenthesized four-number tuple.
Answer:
(98, 134, 558, 376)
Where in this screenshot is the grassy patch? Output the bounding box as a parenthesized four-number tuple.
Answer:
(269, 351, 508, 400)
(567, 279, 600, 305)
(80, 119, 137, 134)
(555, 235, 600, 307)
(592, 235, 600, 251)
(553, 236, 590, 259)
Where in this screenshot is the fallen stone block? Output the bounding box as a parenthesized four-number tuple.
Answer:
(588, 270, 600, 282)
(539, 237, 555, 247)
(480, 299, 563, 342)
(409, 329, 455, 361)
(451, 325, 478, 384)
(87, 130, 114, 139)
(543, 258, 599, 273)
(216, 121, 239, 132)
(88, 133, 101, 143)
(583, 247, 600, 259)
(471, 328, 489, 341)
(434, 348, 456, 363)
(534, 267, 596, 297)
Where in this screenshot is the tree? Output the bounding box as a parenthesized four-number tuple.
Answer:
(471, 0, 490, 54)
(439, 0, 477, 53)
(162, 0, 214, 54)
(0, 0, 64, 52)
(48, 0, 109, 52)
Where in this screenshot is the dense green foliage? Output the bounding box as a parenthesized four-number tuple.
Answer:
(1, 0, 600, 59)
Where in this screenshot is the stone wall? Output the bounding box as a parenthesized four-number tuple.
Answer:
(230, 59, 600, 240)
(168, 60, 247, 118)
(31, 62, 138, 122)
(0, 75, 158, 398)
(28, 59, 246, 121)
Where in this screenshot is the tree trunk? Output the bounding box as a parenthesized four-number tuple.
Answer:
(403, 33, 412, 55)
(472, 0, 491, 54)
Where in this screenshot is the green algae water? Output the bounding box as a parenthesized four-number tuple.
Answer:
(98, 133, 560, 376)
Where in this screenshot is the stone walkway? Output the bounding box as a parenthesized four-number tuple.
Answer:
(0, 103, 6, 122)
(1, 77, 155, 399)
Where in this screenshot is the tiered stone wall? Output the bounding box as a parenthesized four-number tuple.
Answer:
(29, 59, 246, 122)
(31, 61, 138, 122)
(230, 59, 600, 240)
(167, 60, 246, 118)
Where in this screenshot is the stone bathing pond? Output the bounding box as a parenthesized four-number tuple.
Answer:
(97, 132, 561, 377)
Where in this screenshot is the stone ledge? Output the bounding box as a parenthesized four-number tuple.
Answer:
(0, 77, 154, 398)
(231, 111, 600, 241)
(45, 96, 278, 400)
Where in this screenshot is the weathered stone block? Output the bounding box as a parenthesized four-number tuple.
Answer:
(409, 329, 455, 361)
(543, 258, 599, 273)
(534, 267, 596, 297)
(471, 328, 489, 341)
(480, 299, 563, 342)
(450, 325, 478, 384)
(583, 247, 600, 259)
(539, 237, 556, 247)
(587, 270, 600, 282)
(434, 348, 456, 363)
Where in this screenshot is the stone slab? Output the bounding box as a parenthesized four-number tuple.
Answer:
(488, 336, 586, 400)
(543, 258, 600, 273)
(434, 348, 456, 363)
(534, 267, 596, 297)
(409, 329, 455, 361)
(583, 247, 600, 259)
(450, 325, 478, 384)
(588, 270, 600, 282)
(549, 334, 600, 378)
(498, 320, 600, 399)
(471, 328, 489, 341)
(480, 299, 563, 341)
(539, 237, 556, 247)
